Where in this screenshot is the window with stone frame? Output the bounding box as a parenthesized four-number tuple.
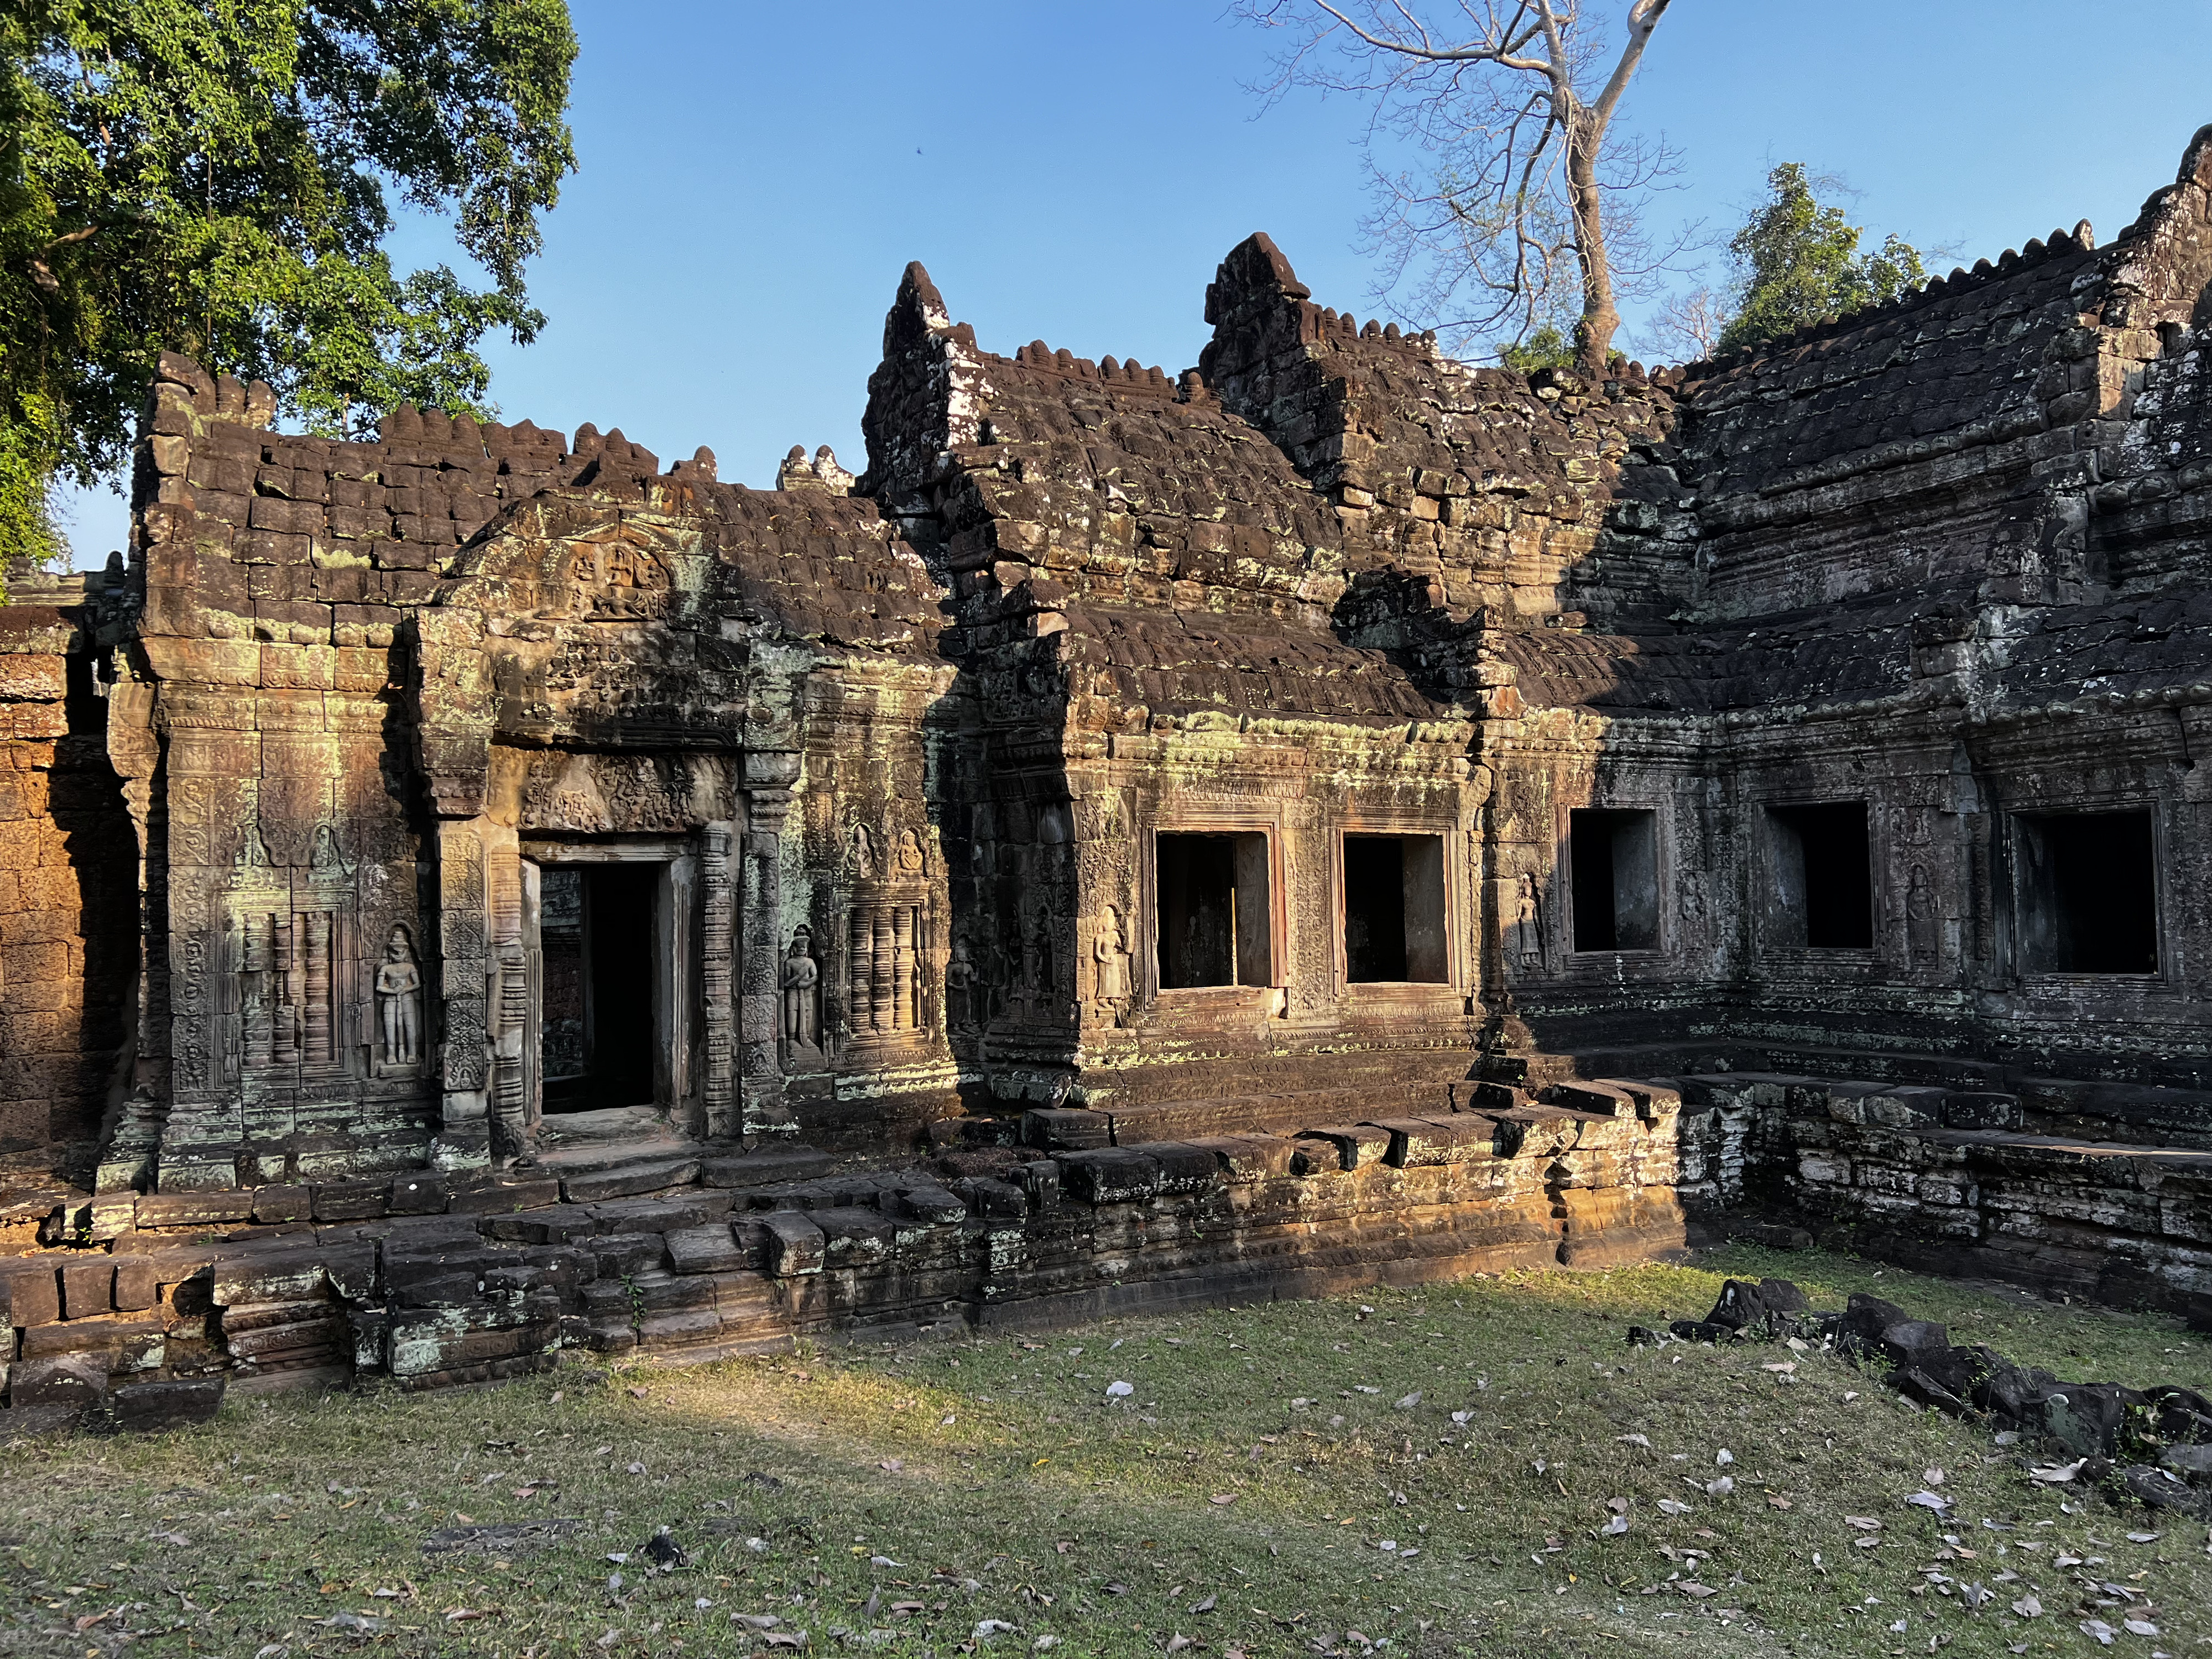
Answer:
(2015, 810, 2160, 975)
(1569, 808, 1660, 952)
(1155, 831, 1274, 989)
(1767, 801, 1875, 950)
(1341, 832, 1449, 983)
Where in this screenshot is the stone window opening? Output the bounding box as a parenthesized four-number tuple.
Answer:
(1342, 833, 1449, 983)
(2015, 810, 2159, 975)
(536, 863, 661, 1112)
(1155, 831, 1274, 989)
(1569, 808, 1660, 953)
(1768, 801, 1874, 950)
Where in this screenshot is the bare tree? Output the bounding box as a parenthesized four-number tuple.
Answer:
(1243, 1, 1677, 376)
(1641, 283, 1726, 362)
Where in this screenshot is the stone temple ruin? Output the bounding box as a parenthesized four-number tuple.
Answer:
(3, 128, 2212, 1420)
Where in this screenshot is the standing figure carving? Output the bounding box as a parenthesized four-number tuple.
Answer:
(375, 923, 422, 1068)
(1093, 905, 1131, 1020)
(1026, 909, 1058, 1017)
(946, 935, 978, 1031)
(1907, 864, 1939, 963)
(1512, 872, 1546, 968)
(850, 824, 876, 880)
(781, 926, 822, 1063)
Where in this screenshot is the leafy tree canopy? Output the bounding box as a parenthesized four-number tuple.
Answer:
(1, 0, 578, 568)
(1495, 325, 1575, 375)
(1717, 162, 1926, 356)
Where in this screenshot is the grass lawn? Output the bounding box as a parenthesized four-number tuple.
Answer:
(3, 1245, 2208, 1658)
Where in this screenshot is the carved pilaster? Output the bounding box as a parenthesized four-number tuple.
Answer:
(740, 751, 801, 1138)
(701, 820, 740, 1140)
(431, 818, 492, 1171)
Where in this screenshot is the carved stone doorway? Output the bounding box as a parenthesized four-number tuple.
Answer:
(520, 839, 697, 1138)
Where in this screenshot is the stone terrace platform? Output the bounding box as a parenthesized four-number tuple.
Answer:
(3, 1056, 2206, 1432)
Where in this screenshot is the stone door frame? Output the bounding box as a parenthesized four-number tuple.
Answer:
(519, 837, 698, 1133)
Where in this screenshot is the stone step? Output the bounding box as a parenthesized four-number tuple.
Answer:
(701, 1146, 837, 1189)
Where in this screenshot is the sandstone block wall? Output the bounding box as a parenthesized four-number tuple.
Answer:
(0, 571, 134, 1172)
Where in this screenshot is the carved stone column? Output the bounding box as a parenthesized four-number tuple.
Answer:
(700, 820, 740, 1140)
(739, 752, 801, 1139)
(431, 818, 493, 1171)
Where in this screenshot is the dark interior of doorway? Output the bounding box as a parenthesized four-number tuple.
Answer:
(540, 864, 657, 1111)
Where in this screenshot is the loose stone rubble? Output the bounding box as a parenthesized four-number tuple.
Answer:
(1645, 1276, 2212, 1517)
(8, 129, 2212, 1420)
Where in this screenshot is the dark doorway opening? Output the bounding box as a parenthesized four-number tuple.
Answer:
(2016, 811, 2159, 974)
(1571, 808, 1659, 952)
(1343, 834, 1449, 983)
(539, 864, 659, 1110)
(1156, 832, 1273, 989)
(1769, 802, 1874, 949)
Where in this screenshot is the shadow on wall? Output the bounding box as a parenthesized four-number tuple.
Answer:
(54, 653, 140, 1171)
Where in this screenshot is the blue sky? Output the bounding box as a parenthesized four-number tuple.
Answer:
(58, 0, 2212, 561)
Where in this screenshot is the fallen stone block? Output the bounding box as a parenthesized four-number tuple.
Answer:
(1891, 1366, 1970, 1415)
(107, 1378, 225, 1432)
(2160, 1443, 2212, 1476)
(763, 1212, 825, 1277)
(1021, 1108, 1110, 1151)
(1707, 1277, 1809, 1332)
(1837, 1292, 1911, 1355)
(9, 1353, 108, 1410)
(1056, 1149, 1161, 1205)
(2115, 1464, 2202, 1511)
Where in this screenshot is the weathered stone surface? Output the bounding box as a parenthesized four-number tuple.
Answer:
(8, 131, 2212, 1410)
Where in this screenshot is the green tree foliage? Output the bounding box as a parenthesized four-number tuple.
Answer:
(1495, 326, 1575, 374)
(1, 0, 578, 570)
(1716, 163, 1926, 356)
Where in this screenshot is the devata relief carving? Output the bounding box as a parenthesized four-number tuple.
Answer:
(781, 926, 822, 1066)
(376, 923, 424, 1071)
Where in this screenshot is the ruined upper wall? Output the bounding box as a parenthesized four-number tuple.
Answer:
(1199, 234, 1691, 634)
(1666, 127, 2212, 622)
(137, 351, 942, 665)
